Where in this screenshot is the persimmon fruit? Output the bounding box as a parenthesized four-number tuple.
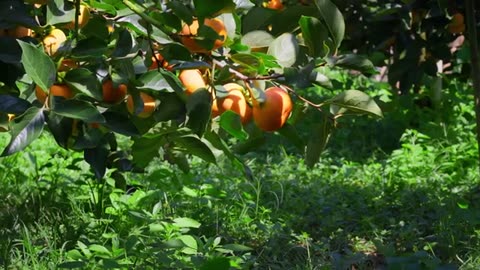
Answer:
(43, 29, 67, 56)
(102, 80, 127, 104)
(264, 0, 284, 10)
(216, 83, 252, 124)
(180, 18, 226, 53)
(126, 92, 156, 118)
(252, 87, 292, 132)
(35, 84, 74, 104)
(65, 5, 90, 29)
(179, 69, 207, 95)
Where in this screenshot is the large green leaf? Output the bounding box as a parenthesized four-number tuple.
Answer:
(51, 99, 106, 123)
(305, 114, 332, 168)
(72, 38, 108, 59)
(186, 88, 212, 137)
(131, 135, 164, 168)
(299, 16, 331, 57)
(327, 54, 377, 75)
(1, 107, 45, 156)
(0, 95, 31, 114)
(64, 69, 102, 100)
(46, 0, 75, 26)
(324, 90, 383, 118)
(174, 134, 217, 163)
(241, 30, 274, 51)
(219, 110, 249, 141)
(267, 33, 298, 68)
(18, 40, 56, 92)
(137, 71, 173, 92)
(102, 111, 140, 137)
(200, 257, 230, 270)
(84, 142, 109, 179)
(314, 0, 345, 50)
(193, 0, 236, 18)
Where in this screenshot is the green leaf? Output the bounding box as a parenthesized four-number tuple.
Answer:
(222, 243, 253, 252)
(111, 29, 134, 58)
(267, 33, 298, 68)
(103, 111, 140, 137)
(328, 54, 377, 75)
(276, 123, 304, 150)
(299, 16, 331, 57)
(219, 110, 249, 141)
(178, 235, 198, 255)
(46, 113, 75, 148)
(57, 261, 87, 269)
(64, 69, 102, 100)
(314, 0, 345, 50)
(175, 134, 217, 163)
(137, 71, 173, 92)
(305, 114, 332, 168)
(324, 90, 383, 118)
(200, 257, 230, 270)
(89, 244, 112, 256)
(186, 88, 212, 137)
(51, 99, 106, 123)
(18, 40, 56, 92)
(241, 30, 274, 51)
(71, 38, 108, 59)
(131, 136, 164, 168)
(1, 107, 45, 156)
(46, 0, 75, 25)
(0, 95, 31, 114)
(153, 93, 186, 122)
(84, 143, 109, 179)
(230, 53, 264, 74)
(173, 217, 201, 228)
(193, 0, 236, 17)
(166, 2, 194, 25)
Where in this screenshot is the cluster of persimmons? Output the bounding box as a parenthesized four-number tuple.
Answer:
(2, 0, 293, 132)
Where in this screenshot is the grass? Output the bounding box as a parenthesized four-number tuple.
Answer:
(0, 76, 480, 269)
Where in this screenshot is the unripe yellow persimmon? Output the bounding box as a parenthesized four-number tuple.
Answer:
(252, 87, 292, 131)
(216, 83, 252, 124)
(179, 69, 207, 95)
(126, 92, 156, 118)
(35, 84, 74, 104)
(43, 29, 67, 56)
(180, 18, 227, 53)
(64, 5, 90, 30)
(102, 80, 127, 104)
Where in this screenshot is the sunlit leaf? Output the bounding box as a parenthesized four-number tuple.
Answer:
(1, 107, 45, 156)
(324, 90, 383, 118)
(18, 40, 56, 92)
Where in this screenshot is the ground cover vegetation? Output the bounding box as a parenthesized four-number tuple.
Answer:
(1, 0, 480, 269)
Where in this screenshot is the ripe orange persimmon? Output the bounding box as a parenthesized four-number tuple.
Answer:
(264, 0, 284, 10)
(179, 69, 207, 95)
(58, 59, 78, 71)
(252, 86, 292, 132)
(35, 84, 74, 104)
(216, 83, 252, 124)
(126, 92, 156, 118)
(6, 26, 33, 38)
(65, 5, 90, 29)
(148, 53, 173, 71)
(43, 29, 67, 56)
(180, 18, 226, 53)
(102, 80, 127, 104)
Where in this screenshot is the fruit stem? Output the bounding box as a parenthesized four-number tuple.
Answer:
(271, 81, 324, 111)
